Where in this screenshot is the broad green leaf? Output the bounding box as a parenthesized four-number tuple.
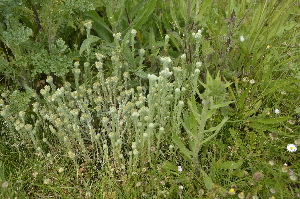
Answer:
(123, 44, 136, 67)
(219, 159, 243, 170)
(84, 10, 112, 43)
(124, 0, 156, 35)
(203, 175, 213, 190)
(162, 161, 178, 172)
(79, 36, 100, 56)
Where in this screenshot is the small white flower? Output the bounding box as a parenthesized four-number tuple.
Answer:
(274, 109, 280, 114)
(249, 79, 255, 84)
(84, 21, 92, 29)
(240, 35, 245, 42)
(192, 30, 202, 39)
(131, 29, 137, 35)
(287, 144, 297, 152)
(178, 185, 184, 189)
(139, 48, 145, 55)
(290, 175, 297, 181)
(196, 61, 202, 68)
(58, 167, 64, 173)
(178, 166, 182, 172)
(113, 32, 121, 40)
(181, 54, 186, 60)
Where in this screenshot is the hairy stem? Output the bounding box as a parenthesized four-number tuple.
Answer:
(192, 96, 209, 175)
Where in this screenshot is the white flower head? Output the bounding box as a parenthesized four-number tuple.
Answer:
(178, 166, 182, 172)
(84, 21, 92, 29)
(131, 29, 137, 35)
(275, 109, 280, 114)
(287, 144, 297, 152)
(113, 32, 122, 40)
(192, 29, 202, 39)
(196, 61, 202, 68)
(240, 35, 245, 42)
(181, 54, 186, 60)
(249, 79, 255, 84)
(139, 48, 145, 55)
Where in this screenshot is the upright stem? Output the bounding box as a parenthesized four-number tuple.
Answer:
(192, 96, 209, 175)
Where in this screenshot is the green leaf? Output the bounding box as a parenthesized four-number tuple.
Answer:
(249, 116, 290, 124)
(162, 161, 178, 172)
(195, 0, 214, 21)
(204, 116, 228, 133)
(122, 0, 157, 39)
(210, 101, 234, 110)
(134, 70, 149, 79)
(203, 175, 213, 190)
(172, 134, 193, 160)
(219, 159, 243, 170)
(84, 10, 112, 43)
(123, 44, 136, 67)
(187, 96, 201, 121)
(79, 35, 100, 56)
(244, 99, 262, 118)
(237, 86, 251, 111)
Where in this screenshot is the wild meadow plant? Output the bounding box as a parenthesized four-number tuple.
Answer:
(0, 26, 211, 197)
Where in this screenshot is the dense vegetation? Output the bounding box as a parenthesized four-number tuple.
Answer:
(0, 0, 299, 198)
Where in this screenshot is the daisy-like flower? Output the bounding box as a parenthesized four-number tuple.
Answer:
(240, 35, 245, 42)
(287, 144, 297, 152)
(238, 191, 245, 199)
(1, 181, 8, 188)
(249, 79, 255, 84)
(228, 188, 236, 195)
(290, 175, 297, 181)
(274, 109, 280, 114)
(178, 166, 182, 172)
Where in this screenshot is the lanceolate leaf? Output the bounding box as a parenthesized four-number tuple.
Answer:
(79, 35, 100, 56)
(203, 174, 213, 190)
(218, 159, 243, 170)
(248, 116, 290, 124)
(122, 0, 157, 41)
(131, 0, 157, 30)
(172, 134, 193, 160)
(84, 10, 112, 43)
